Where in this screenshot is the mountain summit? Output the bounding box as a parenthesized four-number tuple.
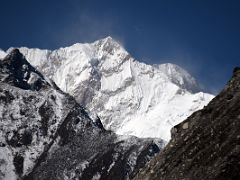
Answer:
(5, 37, 214, 141)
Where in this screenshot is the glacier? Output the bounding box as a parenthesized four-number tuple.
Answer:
(5, 36, 214, 141)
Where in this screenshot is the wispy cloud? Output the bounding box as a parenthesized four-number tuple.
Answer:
(47, 9, 124, 48)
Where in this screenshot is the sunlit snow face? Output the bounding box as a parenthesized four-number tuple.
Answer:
(13, 37, 214, 141)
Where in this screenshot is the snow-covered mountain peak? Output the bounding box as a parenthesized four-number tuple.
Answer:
(158, 63, 200, 93)
(5, 38, 214, 141)
(0, 50, 162, 180)
(93, 36, 121, 48)
(62, 36, 126, 57)
(92, 36, 129, 63)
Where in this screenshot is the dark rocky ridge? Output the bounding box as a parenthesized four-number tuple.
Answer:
(0, 49, 48, 91)
(134, 67, 240, 180)
(0, 49, 164, 180)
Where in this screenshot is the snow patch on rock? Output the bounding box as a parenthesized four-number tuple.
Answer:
(0, 49, 6, 59)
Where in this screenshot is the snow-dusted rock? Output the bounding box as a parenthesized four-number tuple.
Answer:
(11, 37, 214, 141)
(0, 49, 163, 180)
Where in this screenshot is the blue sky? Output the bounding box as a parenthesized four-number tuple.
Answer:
(1, 0, 240, 94)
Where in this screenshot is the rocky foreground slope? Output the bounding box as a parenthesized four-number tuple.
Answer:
(4, 37, 214, 141)
(134, 67, 240, 180)
(0, 49, 164, 180)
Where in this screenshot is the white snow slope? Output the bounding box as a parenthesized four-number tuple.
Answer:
(6, 37, 214, 141)
(0, 49, 6, 59)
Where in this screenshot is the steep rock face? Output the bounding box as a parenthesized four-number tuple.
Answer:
(7, 37, 214, 141)
(0, 49, 49, 90)
(0, 50, 163, 180)
(134, 67, 240, 180)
